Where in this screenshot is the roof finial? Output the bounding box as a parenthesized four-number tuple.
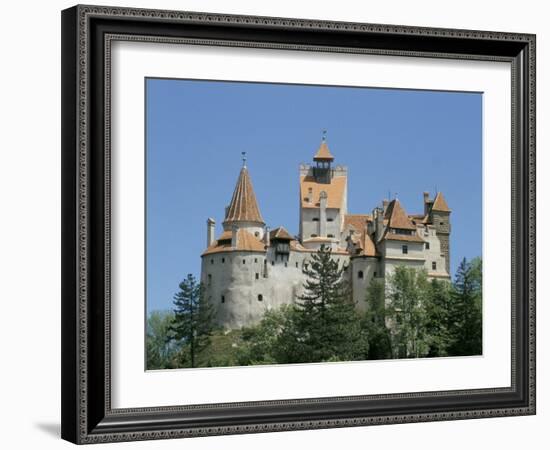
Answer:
(241, 151, 247, 168)
(322, 129, 327, 142)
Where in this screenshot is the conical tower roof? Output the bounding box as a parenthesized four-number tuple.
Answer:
(313, 139, 334, 161)
(223, 166, 265, 225)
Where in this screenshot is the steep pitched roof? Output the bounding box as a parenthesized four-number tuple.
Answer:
(300, 175, 347, 209)
(431, 192, 451, 212)
(224, 167, 264, 224)
(202, 229, 266, 256)
(384, 199, 416, 230)
(343, 214, 371, 232)
(270, 226, 293, 240)
(313, 140, 334, 161)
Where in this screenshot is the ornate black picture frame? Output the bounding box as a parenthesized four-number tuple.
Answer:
(61, 4, 536, 444)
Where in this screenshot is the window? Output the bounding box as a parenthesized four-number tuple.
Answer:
(221, 295, 225, 303)
(402, 245, 408, 254)
(440, 222, 444, 226)
(255, 273, 259, 280)
(425, 242, 430, 250)
(210, 259, 214, 265)
(374, 272, 377, 277)
(327, 234, 334, 238)
(242, 259, 246, 264)
(296, 262, 299, 268)
(221, 257, 225, 263)
(207, 274, 212, 285)
(271, 261, 275, 266)
(312, 217, 319, 222)
(432, 261, 437, 270)
(285, 262, 288, 267)
(254, 231, 259, 237)
(311, 234, 318, 238)
(254, 258, 257, 263)
(327, 217, 334, 222)
(257, 294, 263, 302)
(358, 270, 364, 279)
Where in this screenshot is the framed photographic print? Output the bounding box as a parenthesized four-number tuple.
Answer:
(61, 4, 536, 444)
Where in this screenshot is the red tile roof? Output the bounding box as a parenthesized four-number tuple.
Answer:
(223, 167, 264, 225)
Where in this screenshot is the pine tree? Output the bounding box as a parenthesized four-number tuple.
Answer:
(285, 245, 367, 363)
(448, 258, 482, 356)
(168, 274, 215, 368)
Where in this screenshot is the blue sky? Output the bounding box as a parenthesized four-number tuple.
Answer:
(146, 78, 482, 313)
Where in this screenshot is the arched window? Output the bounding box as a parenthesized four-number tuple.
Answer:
(257, 294, 263, 302)
(358, 270, 364, 279)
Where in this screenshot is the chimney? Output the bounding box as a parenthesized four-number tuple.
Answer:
(264, 226, 270, 247)
(206, 218, 216, 247)
(375, 207, 384, 242)
(423, 192, 431, 215)
(319, 191, 328, 237)
(231, 225, 239, 248)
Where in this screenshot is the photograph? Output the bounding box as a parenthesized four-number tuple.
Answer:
(145, 79, 483, 370)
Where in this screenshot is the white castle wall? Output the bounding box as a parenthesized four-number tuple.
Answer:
(349, 257, 380, 311)
(202, 249, 350, 329)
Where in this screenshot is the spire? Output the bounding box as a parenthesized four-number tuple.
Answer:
(223, 163, 265, 225)
(431, 192, 451, 212)
(313, 131, 334, 161)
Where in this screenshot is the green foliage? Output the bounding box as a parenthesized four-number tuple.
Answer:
(146, 310, 177, 370)
(154, 255, 483, 369)
(168, 274, 216, 367)
(385, 266, 431, 358)
(362, 279, 392, 359)
(281, 245, 368, 363)
(237, 306, 293, 365)
(447, 257, 482, 356)
(424, 279, 454, 357)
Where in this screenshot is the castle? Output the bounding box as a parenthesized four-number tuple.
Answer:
(201, 137, 451, 329)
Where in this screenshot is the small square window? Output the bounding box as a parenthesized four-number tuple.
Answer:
(402, 245, 408, 254)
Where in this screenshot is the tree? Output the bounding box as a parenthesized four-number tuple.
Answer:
(385, 266, 430, 359)
(168, 274, 215, 368)
(146, 310, 177, 369)
(282, 245, 367, 363)
(237, 306, 293, 366)
(362, 279, 392, 360)
(424, 279, 453, 357)
(447, 258, 482, 356)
